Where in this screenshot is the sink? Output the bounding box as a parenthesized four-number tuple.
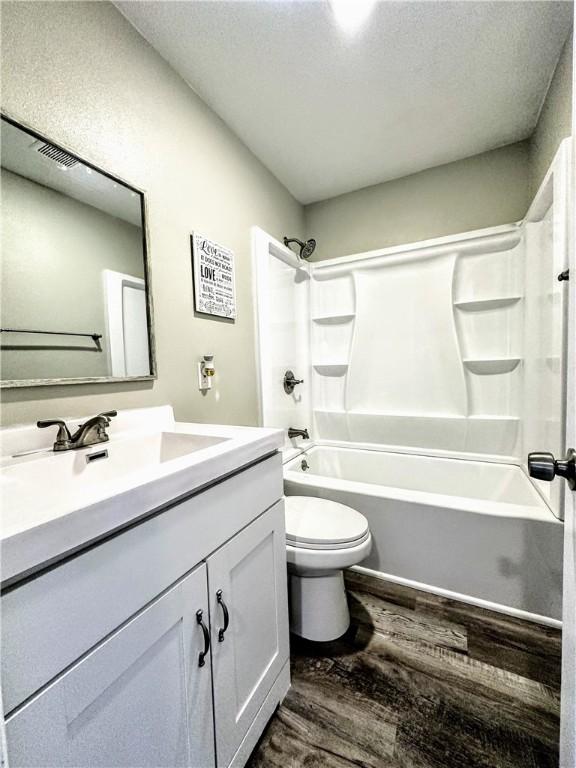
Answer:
(0, 406, 284, 586)
(1, 431, 229, 538)
(156, 431, 227, 462)
(101, 430, 228, 468)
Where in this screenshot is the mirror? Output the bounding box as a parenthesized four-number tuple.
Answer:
(0, 116, 155, 387)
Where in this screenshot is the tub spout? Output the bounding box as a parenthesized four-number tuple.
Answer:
(288, 427, 309, 440)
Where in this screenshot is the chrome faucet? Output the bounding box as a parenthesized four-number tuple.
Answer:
(38, 411, 117, 452)
(288, 427, 309, 440)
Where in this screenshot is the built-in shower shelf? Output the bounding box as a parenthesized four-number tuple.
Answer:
(454, 296, 522, 311)
(313, 363, 349, 375)
(312, 313, 355, 324)
(463, 358, 521, 374)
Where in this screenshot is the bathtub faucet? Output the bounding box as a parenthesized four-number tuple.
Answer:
(288, 427, 309, 440)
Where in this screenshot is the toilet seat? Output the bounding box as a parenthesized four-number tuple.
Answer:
(284, 496, 370, 550)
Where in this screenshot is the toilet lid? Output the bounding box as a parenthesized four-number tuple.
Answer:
(284, 496, 369, 549)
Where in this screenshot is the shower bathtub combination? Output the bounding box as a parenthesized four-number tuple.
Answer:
(284, 445, 563, 622)
(253, 142, 570, 627)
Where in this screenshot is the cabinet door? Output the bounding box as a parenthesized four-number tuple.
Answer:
(6, 565, 215, 768)
(208, 501, 289, 767)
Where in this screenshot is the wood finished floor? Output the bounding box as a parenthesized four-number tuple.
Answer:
(247, 571, 562, 768)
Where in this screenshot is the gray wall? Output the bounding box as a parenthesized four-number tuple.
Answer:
(530, 31, 573, 197)
(1, 169, 144, 381)
(2, 2, 571, 424)
(305, 28, 573, 263)
(1, 0, 303, 427)
(305, 142, 531, 260)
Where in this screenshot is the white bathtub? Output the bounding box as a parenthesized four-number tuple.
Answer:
(283, 446, 563, 624)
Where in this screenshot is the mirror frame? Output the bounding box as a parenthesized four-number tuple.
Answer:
(0, 113, 157, 388)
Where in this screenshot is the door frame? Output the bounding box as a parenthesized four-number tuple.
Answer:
(559, 16, 576, 763)
(103, 269, 147, 377)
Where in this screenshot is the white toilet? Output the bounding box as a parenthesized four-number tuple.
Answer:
(284, 495, 372, 642)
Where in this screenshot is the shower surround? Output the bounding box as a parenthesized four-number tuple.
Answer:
(253, 141, 570, 624)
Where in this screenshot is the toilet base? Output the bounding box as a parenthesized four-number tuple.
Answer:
(288, 569, 350, 642)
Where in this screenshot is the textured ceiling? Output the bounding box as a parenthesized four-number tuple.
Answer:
(116, 1, 572, 204)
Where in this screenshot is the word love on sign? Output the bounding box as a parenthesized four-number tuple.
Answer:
(191, 232, 236, 319)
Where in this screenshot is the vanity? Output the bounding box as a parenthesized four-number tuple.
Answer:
(0, 406, 289, 768)
(0, 114, 290, 768)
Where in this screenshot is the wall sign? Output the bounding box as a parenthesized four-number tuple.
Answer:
(191, 232, 236, 319)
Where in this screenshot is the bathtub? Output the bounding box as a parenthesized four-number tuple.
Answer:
(283, 446, 563, 624)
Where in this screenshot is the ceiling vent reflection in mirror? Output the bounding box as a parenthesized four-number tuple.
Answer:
(33, 140, 78, 169)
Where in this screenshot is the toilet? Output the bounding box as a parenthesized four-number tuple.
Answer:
(284, 496, 372, 642)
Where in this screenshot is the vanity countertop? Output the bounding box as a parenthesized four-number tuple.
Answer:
(0, 406, 283, 587)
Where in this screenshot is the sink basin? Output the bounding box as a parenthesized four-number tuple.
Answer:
(1, 431, 228, 537)
(104, 430, 228, 467)
(155, 431, 227, 462)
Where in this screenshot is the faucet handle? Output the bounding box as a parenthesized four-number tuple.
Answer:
(98, 410, 117, 423)
(37, 419, 71, 433)
(37, 419, 72, 450)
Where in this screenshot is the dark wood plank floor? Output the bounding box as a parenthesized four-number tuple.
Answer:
(247, 570, 562, 768)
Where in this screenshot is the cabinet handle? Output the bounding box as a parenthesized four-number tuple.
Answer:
(196, 609, 210, 667)
(216, 590, 230, 642)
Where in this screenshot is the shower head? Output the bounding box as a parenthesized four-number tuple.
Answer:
(300, 238, 316, 259)
(283, 236, 316, 260)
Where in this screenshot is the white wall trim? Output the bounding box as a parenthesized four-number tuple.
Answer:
(350, 565, 563, 629)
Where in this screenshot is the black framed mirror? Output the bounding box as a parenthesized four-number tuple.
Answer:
(0, 115, 156, 387)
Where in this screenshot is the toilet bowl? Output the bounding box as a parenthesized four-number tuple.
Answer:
(284, 495, 372, 642)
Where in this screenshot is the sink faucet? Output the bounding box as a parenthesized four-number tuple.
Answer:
(38, 411, 117, 452)
(288, 427, 309, 440)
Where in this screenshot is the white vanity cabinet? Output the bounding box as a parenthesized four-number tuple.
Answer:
(208, 504, 289, 767)
(6, 564, 216, 768)
(2, 454, 289, 768)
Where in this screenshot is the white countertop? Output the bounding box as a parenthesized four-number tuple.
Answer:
(0, 406, 283, 586)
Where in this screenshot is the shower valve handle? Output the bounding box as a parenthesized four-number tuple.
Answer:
(284, 370, 304, 394)
(528, 449, 576, 490)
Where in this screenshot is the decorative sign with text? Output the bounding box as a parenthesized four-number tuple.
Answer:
(191, 233, 236, 319)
